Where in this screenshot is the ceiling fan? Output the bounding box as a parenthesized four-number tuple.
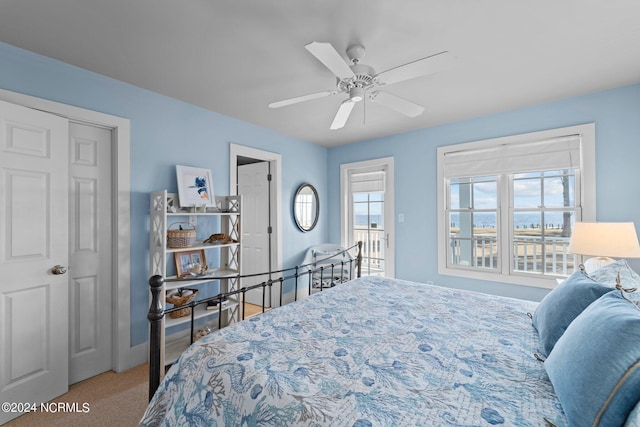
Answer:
(268, 42, 456, 130)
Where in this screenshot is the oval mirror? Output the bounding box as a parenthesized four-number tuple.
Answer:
(293, 183, 319, 232)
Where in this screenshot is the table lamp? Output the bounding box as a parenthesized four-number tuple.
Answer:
(567, 222, 640, 274)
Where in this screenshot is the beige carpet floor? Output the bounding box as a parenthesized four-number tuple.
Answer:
(6, 363, 148, 427)
(6, 304, 268, 426)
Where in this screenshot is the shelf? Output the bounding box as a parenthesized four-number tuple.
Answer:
(165, 330, 190, 365)
(150, 191, 242, 370)
(165, 268, 239, 290)
(167, 241, 239, 253)
(165, 299, 238, 328)
(167, 210, 238, 217)
(164, 311, 229, 365)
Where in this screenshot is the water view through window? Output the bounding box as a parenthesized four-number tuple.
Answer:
(353, 192, 385, 276)
(448, 170, 578, 276)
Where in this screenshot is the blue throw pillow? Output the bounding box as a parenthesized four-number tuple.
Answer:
(532, 270, 611, 356)
(589, 259, 640, 303)
(545, 292, 640, 427)
(627, 400, 640, 427)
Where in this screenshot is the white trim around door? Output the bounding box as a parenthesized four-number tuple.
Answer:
(341, 157, 395, 278)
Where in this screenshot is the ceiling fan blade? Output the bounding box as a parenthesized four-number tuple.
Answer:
(376, 51, 455, 86)
(369, 91, 425, 117)
(268, 90, 337, 108)
(330, 100, 356, 130)
(305, 42, 356, 80)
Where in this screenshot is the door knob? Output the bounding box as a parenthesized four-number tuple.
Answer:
(51, 265, 68, 275)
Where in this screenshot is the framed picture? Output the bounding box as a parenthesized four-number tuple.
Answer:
(176, 165, 215, 207)
(166, 192, 179, 212)
(174, 249, 207, 278)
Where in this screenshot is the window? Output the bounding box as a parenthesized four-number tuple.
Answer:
(511, 170, 578, 276)
(449, 175, 499, 270)
(437, 124, 595, 289)
(353, 190, 385, 276)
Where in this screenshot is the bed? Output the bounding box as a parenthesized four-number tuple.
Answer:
(300, 243, 354, 292)
(142, 259, 640, 426)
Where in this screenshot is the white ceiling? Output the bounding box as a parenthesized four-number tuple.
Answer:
(1, 1, 639, 147)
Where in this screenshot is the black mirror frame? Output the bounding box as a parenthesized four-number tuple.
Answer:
(293, 183, 319, 232)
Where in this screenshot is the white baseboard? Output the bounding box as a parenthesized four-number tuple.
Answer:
(115, 343, 147, 373)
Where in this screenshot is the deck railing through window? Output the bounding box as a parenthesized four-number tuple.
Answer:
(354, 228, 383, 275)
(450, 234, 578, 275)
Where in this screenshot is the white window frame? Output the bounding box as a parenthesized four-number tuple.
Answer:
(436, 124, 596, 289)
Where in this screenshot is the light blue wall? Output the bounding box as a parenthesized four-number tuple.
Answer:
(3, 40, 639, 345)
(328, 83, 640, 301)
(0, 42, 329, 346)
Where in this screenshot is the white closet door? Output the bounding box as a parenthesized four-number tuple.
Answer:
(68, 122, 113, 384)
(0, 99, 69, 424)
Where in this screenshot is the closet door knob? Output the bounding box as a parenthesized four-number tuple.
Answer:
(51, 265, 68, 275)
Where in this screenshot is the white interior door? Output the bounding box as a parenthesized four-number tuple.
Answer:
(238, 162, 271, 307)
(68, 122, 112, 384)
(0, 99, 69, 424)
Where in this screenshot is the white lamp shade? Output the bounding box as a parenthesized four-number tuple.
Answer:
(568, 222, 640, 258)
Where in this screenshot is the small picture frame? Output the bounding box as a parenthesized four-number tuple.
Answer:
(176, 165, 215, 208)
(166, 193, 179, 213)
(174, 249, 207, 278)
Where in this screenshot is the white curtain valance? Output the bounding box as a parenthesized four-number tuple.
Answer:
(443, 134, 581, 178)
(351, 170, 385, 193)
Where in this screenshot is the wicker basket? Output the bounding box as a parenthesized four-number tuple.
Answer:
(166, 288, 198, 319)
(167, 222, 196, 248)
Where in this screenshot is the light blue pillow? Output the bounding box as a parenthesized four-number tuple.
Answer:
(589, 259, 640, 302)
(627, 400, 640, 427)
(545, 292, 640, 427)
(532, 270, 611, 356)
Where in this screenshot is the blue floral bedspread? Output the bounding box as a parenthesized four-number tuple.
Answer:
(141, 276, 567, 426)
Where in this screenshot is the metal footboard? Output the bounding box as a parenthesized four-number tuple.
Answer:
(148, 241, 362, 400)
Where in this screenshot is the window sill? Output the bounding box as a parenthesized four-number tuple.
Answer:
(438, 266, 562, 290)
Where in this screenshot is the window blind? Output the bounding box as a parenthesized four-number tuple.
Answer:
(443, 135, 581, 178)
(350, 170, 385, 193)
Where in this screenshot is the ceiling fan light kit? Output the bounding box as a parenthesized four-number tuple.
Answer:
(269, 41, 455, 130)
(349, 86, 364, 102)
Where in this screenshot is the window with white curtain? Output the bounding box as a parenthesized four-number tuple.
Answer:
(436, 124, 596, 289)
